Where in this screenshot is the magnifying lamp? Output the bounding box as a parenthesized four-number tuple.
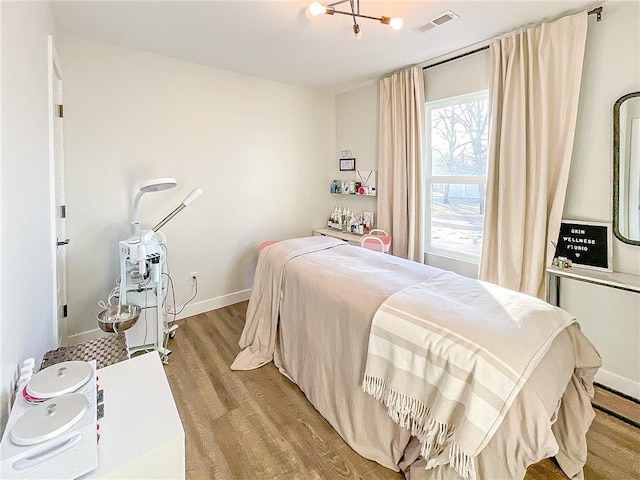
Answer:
(130, 177, 203, 235)
(131, 178, 177, 233)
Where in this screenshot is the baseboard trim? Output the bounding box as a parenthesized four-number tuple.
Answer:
(595, 369, 640, 400)
(595, 382, 640, 405)
(69, 289, 252, 345)
(69, 328, 110, 345)
(172, 289, 251, 321)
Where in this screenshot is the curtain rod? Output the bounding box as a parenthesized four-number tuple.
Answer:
(422, 45, 490, 71)
(422, 6, 603, 71)
(588, 6, 603, 22)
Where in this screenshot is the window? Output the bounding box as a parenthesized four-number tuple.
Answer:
(425, 91, 489, 262)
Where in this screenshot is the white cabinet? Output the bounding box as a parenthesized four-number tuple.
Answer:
(81, 352, 185, 479)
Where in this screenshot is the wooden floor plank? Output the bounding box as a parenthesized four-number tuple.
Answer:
(163, 302, 640, 480)
(593, 385, 640, 427)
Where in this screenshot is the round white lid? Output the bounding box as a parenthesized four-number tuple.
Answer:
(26, 361, 92, 399)
(10, 393, 88, 445)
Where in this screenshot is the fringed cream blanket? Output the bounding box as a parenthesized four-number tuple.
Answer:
(362, 270, 577, 479)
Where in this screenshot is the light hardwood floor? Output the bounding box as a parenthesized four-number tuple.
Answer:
(163, 302, 640, 480)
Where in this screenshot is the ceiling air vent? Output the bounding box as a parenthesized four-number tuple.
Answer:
(417, 10, 459, 33)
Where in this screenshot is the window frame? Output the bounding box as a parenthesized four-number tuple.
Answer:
(424, 90, 489, 264)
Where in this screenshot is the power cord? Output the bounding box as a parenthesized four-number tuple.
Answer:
(143, 285, 148, 346)
(164, 272, 198, 317)
(162, 272, 178, 324)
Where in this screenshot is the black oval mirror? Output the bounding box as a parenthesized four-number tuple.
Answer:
(613, 92, 640, 245)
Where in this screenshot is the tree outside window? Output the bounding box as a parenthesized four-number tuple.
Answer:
(425, 91, 489, 261)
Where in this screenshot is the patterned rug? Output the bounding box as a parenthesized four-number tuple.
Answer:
(41, 334, 129, 370)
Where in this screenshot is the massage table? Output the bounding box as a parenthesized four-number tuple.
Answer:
(231, 237, 601, 479)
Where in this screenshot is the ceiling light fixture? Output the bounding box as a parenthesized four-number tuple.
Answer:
(306, 0, 403, 39)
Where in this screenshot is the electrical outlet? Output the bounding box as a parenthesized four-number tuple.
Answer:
(190, 271, 198, 282)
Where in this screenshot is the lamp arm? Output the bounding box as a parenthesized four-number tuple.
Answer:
(152, 204, 185, 232)
(131, 190, 146, 233)
(329, 9, 382, 22)
(152, 188, 203, 232)
(322, 0, 399, 25)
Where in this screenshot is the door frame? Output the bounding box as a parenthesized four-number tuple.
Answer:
(48, 35, 67, 347)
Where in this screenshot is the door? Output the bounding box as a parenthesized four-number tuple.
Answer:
(49, 37, 68, 347)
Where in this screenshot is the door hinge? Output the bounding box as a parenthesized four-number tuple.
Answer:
(62, 305, 68, 318)
(60, 205, 66, 219)
(56, 104, 63, 118)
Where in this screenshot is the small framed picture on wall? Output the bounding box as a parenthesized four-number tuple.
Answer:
(339, 158, 356, 171)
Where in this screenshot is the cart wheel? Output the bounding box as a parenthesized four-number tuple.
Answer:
(169, 330, 177, 339)
(162, 355, 169, 365)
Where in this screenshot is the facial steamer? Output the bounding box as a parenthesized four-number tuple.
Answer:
(101, 178, 202, 363)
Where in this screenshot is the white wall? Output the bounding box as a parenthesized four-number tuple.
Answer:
(334, 2, 640, 397)
(335, 82, 378, 215)
(560, 0, 640, 398)
(0, 1, 58, 433)
(58, 35, 336, 338)
(566, 1, 640, 277)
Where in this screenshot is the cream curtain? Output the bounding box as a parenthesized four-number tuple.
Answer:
(479, 12, 588, 299)
(377, 66, 425, 261)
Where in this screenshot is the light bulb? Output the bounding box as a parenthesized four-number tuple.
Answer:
(353, 24, 362, 39)
(307, 2, 327, 17)
(389, 17, 403, 30)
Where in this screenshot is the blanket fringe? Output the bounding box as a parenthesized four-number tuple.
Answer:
(363, 374, 474, 479)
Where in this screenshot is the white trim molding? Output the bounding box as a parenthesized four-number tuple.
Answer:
(596, 368, 640, 400)
(174, 288, 251, 321)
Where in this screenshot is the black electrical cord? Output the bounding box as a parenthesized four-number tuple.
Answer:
(161, 272, 197, 318)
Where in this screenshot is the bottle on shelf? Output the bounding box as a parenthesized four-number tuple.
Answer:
(328, 181, 376, 196)
(326, 206, 375, 234)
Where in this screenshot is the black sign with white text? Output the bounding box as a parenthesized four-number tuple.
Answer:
(555, 221, 610, 270)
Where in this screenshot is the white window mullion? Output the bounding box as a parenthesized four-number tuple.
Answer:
(431, 176, 486, 185)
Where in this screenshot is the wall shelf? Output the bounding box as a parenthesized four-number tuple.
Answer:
(331, 193, 377, 197)
(312, 228, 363, 246)
(546, 265, 640, 308)
(546, 265, 640, 304)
